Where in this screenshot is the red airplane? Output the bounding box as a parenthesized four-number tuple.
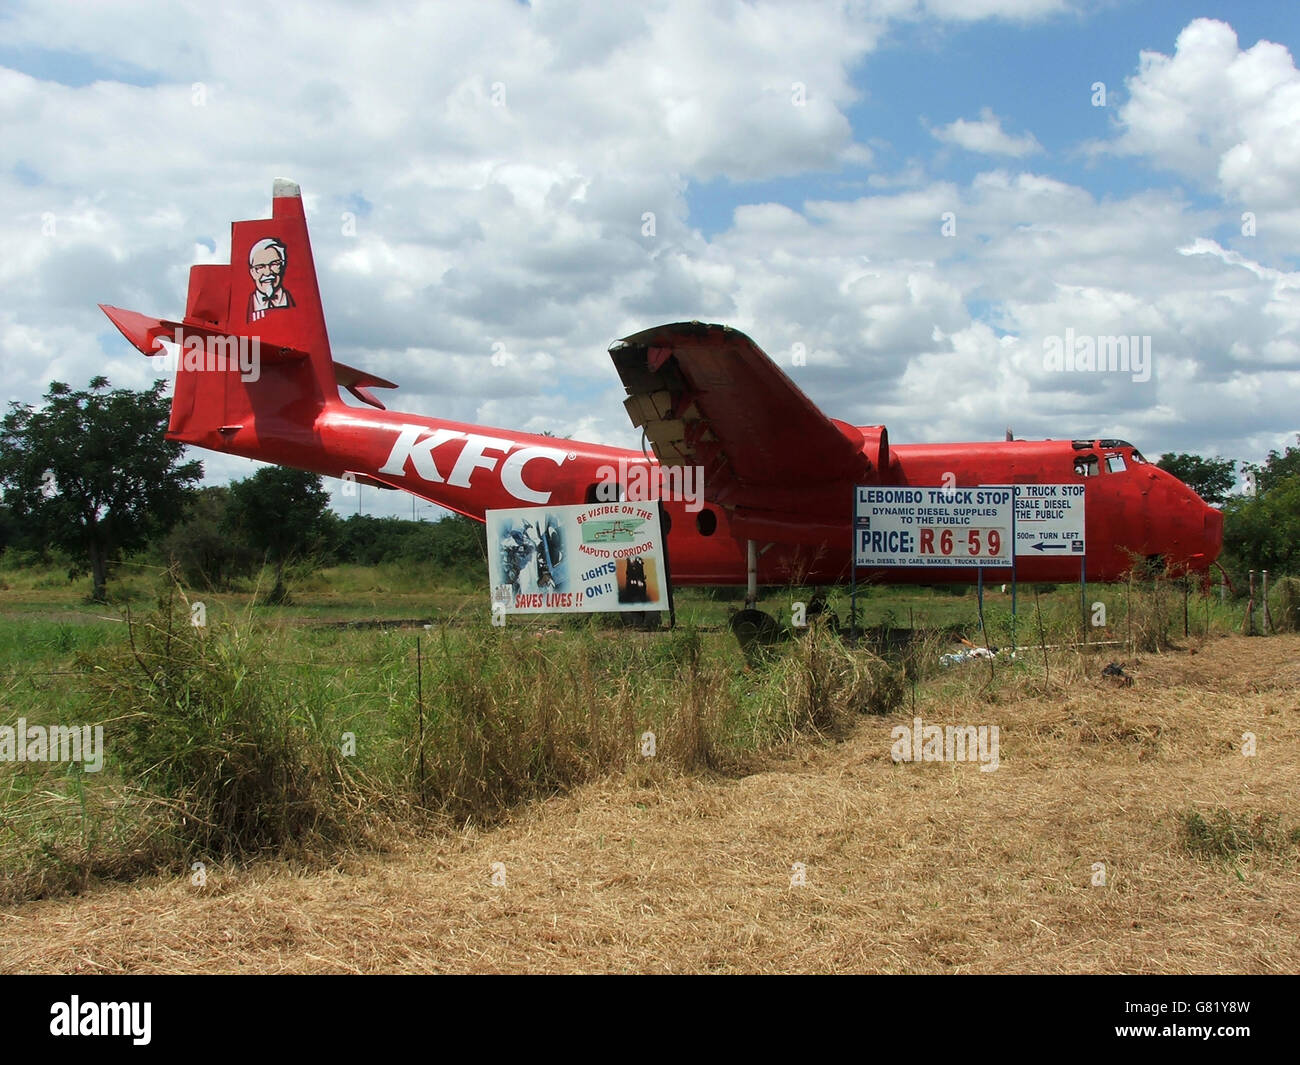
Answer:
(100, 180, 1223, 615)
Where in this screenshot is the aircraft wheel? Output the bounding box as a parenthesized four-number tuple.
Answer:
(730, 608, 783, 662)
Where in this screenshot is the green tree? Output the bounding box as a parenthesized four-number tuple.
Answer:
(1157, 452, 1237, 504)
(0, 501, 19, 557)
(332, 514, 422, 566)
(427, 513, 487, 571)
(226, 467, 333, 603)
(1221, 439, 1300, 576)
(1222, 477, 1300, 575)
(160, 486, 257, 590)
(329, 512, 485, 573)
(0, 378, 202, 601)
(1240, 435, 1300, 496)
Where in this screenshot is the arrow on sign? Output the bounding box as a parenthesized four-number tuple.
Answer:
(1031, 542, 1070, 552)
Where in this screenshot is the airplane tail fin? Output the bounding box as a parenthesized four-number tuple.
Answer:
(101, 180, 391, 461)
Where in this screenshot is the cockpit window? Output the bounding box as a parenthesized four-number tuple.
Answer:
(1106, 453, 1127, 474)
(1074, 454, 1099, 477)
(1130, 450, 1146, 464)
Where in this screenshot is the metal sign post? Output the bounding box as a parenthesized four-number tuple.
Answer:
(1081, 554, 1087, 644)
(1011, 500, 1017, 651)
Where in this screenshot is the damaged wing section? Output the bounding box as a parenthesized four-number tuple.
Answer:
(609, 322, 875, 542)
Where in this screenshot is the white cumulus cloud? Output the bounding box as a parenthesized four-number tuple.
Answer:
(930, 108, 1042, 157)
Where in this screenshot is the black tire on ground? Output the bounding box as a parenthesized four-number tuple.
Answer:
(729, 608, 783, 653)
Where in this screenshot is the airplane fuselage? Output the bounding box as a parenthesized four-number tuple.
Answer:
(197, 395, 1221, 587)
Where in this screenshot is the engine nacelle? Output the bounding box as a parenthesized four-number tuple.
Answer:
(852, 423, 889, 477)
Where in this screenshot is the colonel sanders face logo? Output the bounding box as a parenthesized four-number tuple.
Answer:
(247, 237, 295, 321)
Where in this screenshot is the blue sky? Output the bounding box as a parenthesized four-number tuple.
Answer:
(687, 1, 1299, 239)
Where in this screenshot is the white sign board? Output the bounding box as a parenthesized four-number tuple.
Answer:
(854, 487, 1014, 568)
(1012, 484, 1086, 558)
(487, 501, 669, 614)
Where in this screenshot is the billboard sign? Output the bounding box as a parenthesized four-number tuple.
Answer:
(487, 501, 669, 613)
(854, 487, 1014, 568)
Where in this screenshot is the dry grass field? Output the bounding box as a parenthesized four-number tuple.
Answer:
(2, 632, 1296, 974)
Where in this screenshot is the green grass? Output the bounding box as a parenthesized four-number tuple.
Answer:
(1179, 807, 1300, 860)
(0, 570, 908, 902)
(0, 556, 1273, 903)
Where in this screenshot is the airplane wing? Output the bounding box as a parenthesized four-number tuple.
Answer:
(609, 322, 880, 542)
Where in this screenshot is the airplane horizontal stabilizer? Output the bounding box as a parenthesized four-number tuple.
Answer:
(99, 305, 310, 364)
(334, 361, 398, 410)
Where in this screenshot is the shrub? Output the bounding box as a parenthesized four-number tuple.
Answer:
(85, 584, 375, 858)
(1273, 576, 1300, 633)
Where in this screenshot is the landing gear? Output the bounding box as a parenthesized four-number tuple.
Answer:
(730, 539, 781, 661)
(729, 607, 782, 662)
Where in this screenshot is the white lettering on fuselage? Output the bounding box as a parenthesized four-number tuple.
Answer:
(379, 425, 568, 504)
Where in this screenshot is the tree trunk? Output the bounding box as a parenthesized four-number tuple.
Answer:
(270, 556, 288, 605)
(89, 540, 108, 603)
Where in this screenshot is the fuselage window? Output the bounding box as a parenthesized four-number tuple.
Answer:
(1073, 454, 1099, 477)
(696, 509, 717, 536)
(1106, 453, 1127, 474)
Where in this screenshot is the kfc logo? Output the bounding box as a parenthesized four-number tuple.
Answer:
(247, 236, 295, 322)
